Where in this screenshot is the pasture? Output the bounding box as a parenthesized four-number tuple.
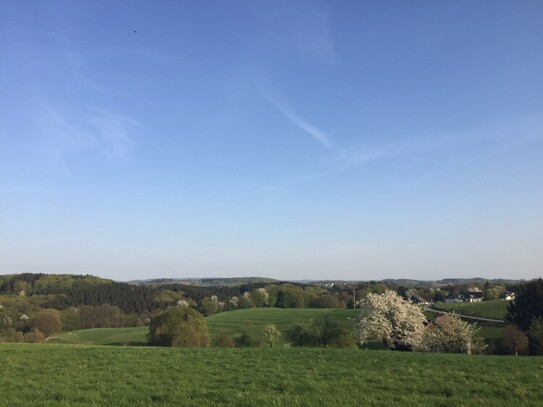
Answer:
(48, 307, 505, 348)
(1, 344, 541, 406)
(207, 307, 359, 345)
(50, 327, 147, 346)
(50, 308, 361, 346)
(433, 300, 508, 319)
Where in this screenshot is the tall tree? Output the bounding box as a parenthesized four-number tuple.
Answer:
(506, 279, 543, 331)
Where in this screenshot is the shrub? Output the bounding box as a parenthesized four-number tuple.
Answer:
(148, 308, 209, 347)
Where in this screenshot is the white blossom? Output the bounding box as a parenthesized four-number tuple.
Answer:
(356, 290, 426, 350)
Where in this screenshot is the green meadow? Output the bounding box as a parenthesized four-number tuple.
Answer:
(50, 308, 360, 346)
(49, 327, 148, 346)
(49, 307, 507, 348)
(434, 300, 509, 320)
(1, 344, 541, 406)
(207, 307, 359, 344)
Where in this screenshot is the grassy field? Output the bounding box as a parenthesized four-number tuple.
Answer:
(208, 307, 359, 344)
(1, 344, 541, 406)
(49, 327, 148, 346)
(50, 308, 361, 346)
(433, 300, 509, 319)
(49, 307, 505, 348)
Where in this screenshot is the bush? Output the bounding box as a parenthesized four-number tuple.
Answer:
(148, 308, 209, 347)
(214, 333, 235, 348)
(33, 309, 62, 337)
(288, 316, 356, 348)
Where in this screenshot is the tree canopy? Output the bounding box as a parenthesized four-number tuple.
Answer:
(421, 314, 482, 354)
(506, 279, 543, 331)
(147, 308, 209, 347)
(356, 291, 426, 350)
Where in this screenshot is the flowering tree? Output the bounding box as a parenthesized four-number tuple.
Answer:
(421, 314, 482, 354)
(356, 290, 426, 350)
(263, 324, 281, 348)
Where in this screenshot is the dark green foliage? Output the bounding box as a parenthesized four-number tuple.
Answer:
(0, 273, 111, 295)
(309, 294, 340, 308)
(148, 308, 209, 347)
(528, 317, 543, 355)
(48, 282, 160, 314)
(288, 315, 356, 348)
(506, 279, 543, 330)
(506, 279, 543, 354)
(198, 297, 220, 316)
(268, 284, 306, 308)
(234, 330, 253, 347)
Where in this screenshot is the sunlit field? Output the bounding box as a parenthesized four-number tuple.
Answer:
(1, 344, 541, 406)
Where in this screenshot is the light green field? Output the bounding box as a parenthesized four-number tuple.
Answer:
(49, 327, 148, 346)
(434, 300, 509, 319)
(1, 344, 541, 406)
(51, 308, 360, 346)
(208, 307, 359, 344)
(49, 307, 501, 347)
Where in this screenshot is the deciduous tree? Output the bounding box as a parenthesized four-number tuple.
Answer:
(288, 315, 355, 348)
(148, 308, 209, 347)
(503, 323, 528, 356)
(33, 309, 62, 337)
(263, 324, 281, 348)
(421, 314, 482, 354)
(356, 291, 426, 350)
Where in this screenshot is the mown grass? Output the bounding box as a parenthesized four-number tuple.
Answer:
(433, 300, 508, 319)
(1, 344, 541, 406)
(207, 308, 359, 344)
(50, 308, 361, 346)
(49, 307, 503, 350)
(49, 327, 148, 346)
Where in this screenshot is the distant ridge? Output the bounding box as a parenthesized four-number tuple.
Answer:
(126, 277, 279, 287)
(128, 276, 527, 287)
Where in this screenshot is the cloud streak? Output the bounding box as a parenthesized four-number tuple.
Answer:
(260, 90, 332, 148)
(40, 103, 138, 170)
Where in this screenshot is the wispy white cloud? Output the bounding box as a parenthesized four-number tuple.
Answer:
(260, 89, 332, 148)
(40, 104, 138, 170)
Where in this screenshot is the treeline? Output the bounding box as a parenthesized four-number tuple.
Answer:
(0, 273, 111, 295)
(48, 282, 160, 314)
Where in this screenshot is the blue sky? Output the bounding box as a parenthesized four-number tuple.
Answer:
(1, 1, 542, 281)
